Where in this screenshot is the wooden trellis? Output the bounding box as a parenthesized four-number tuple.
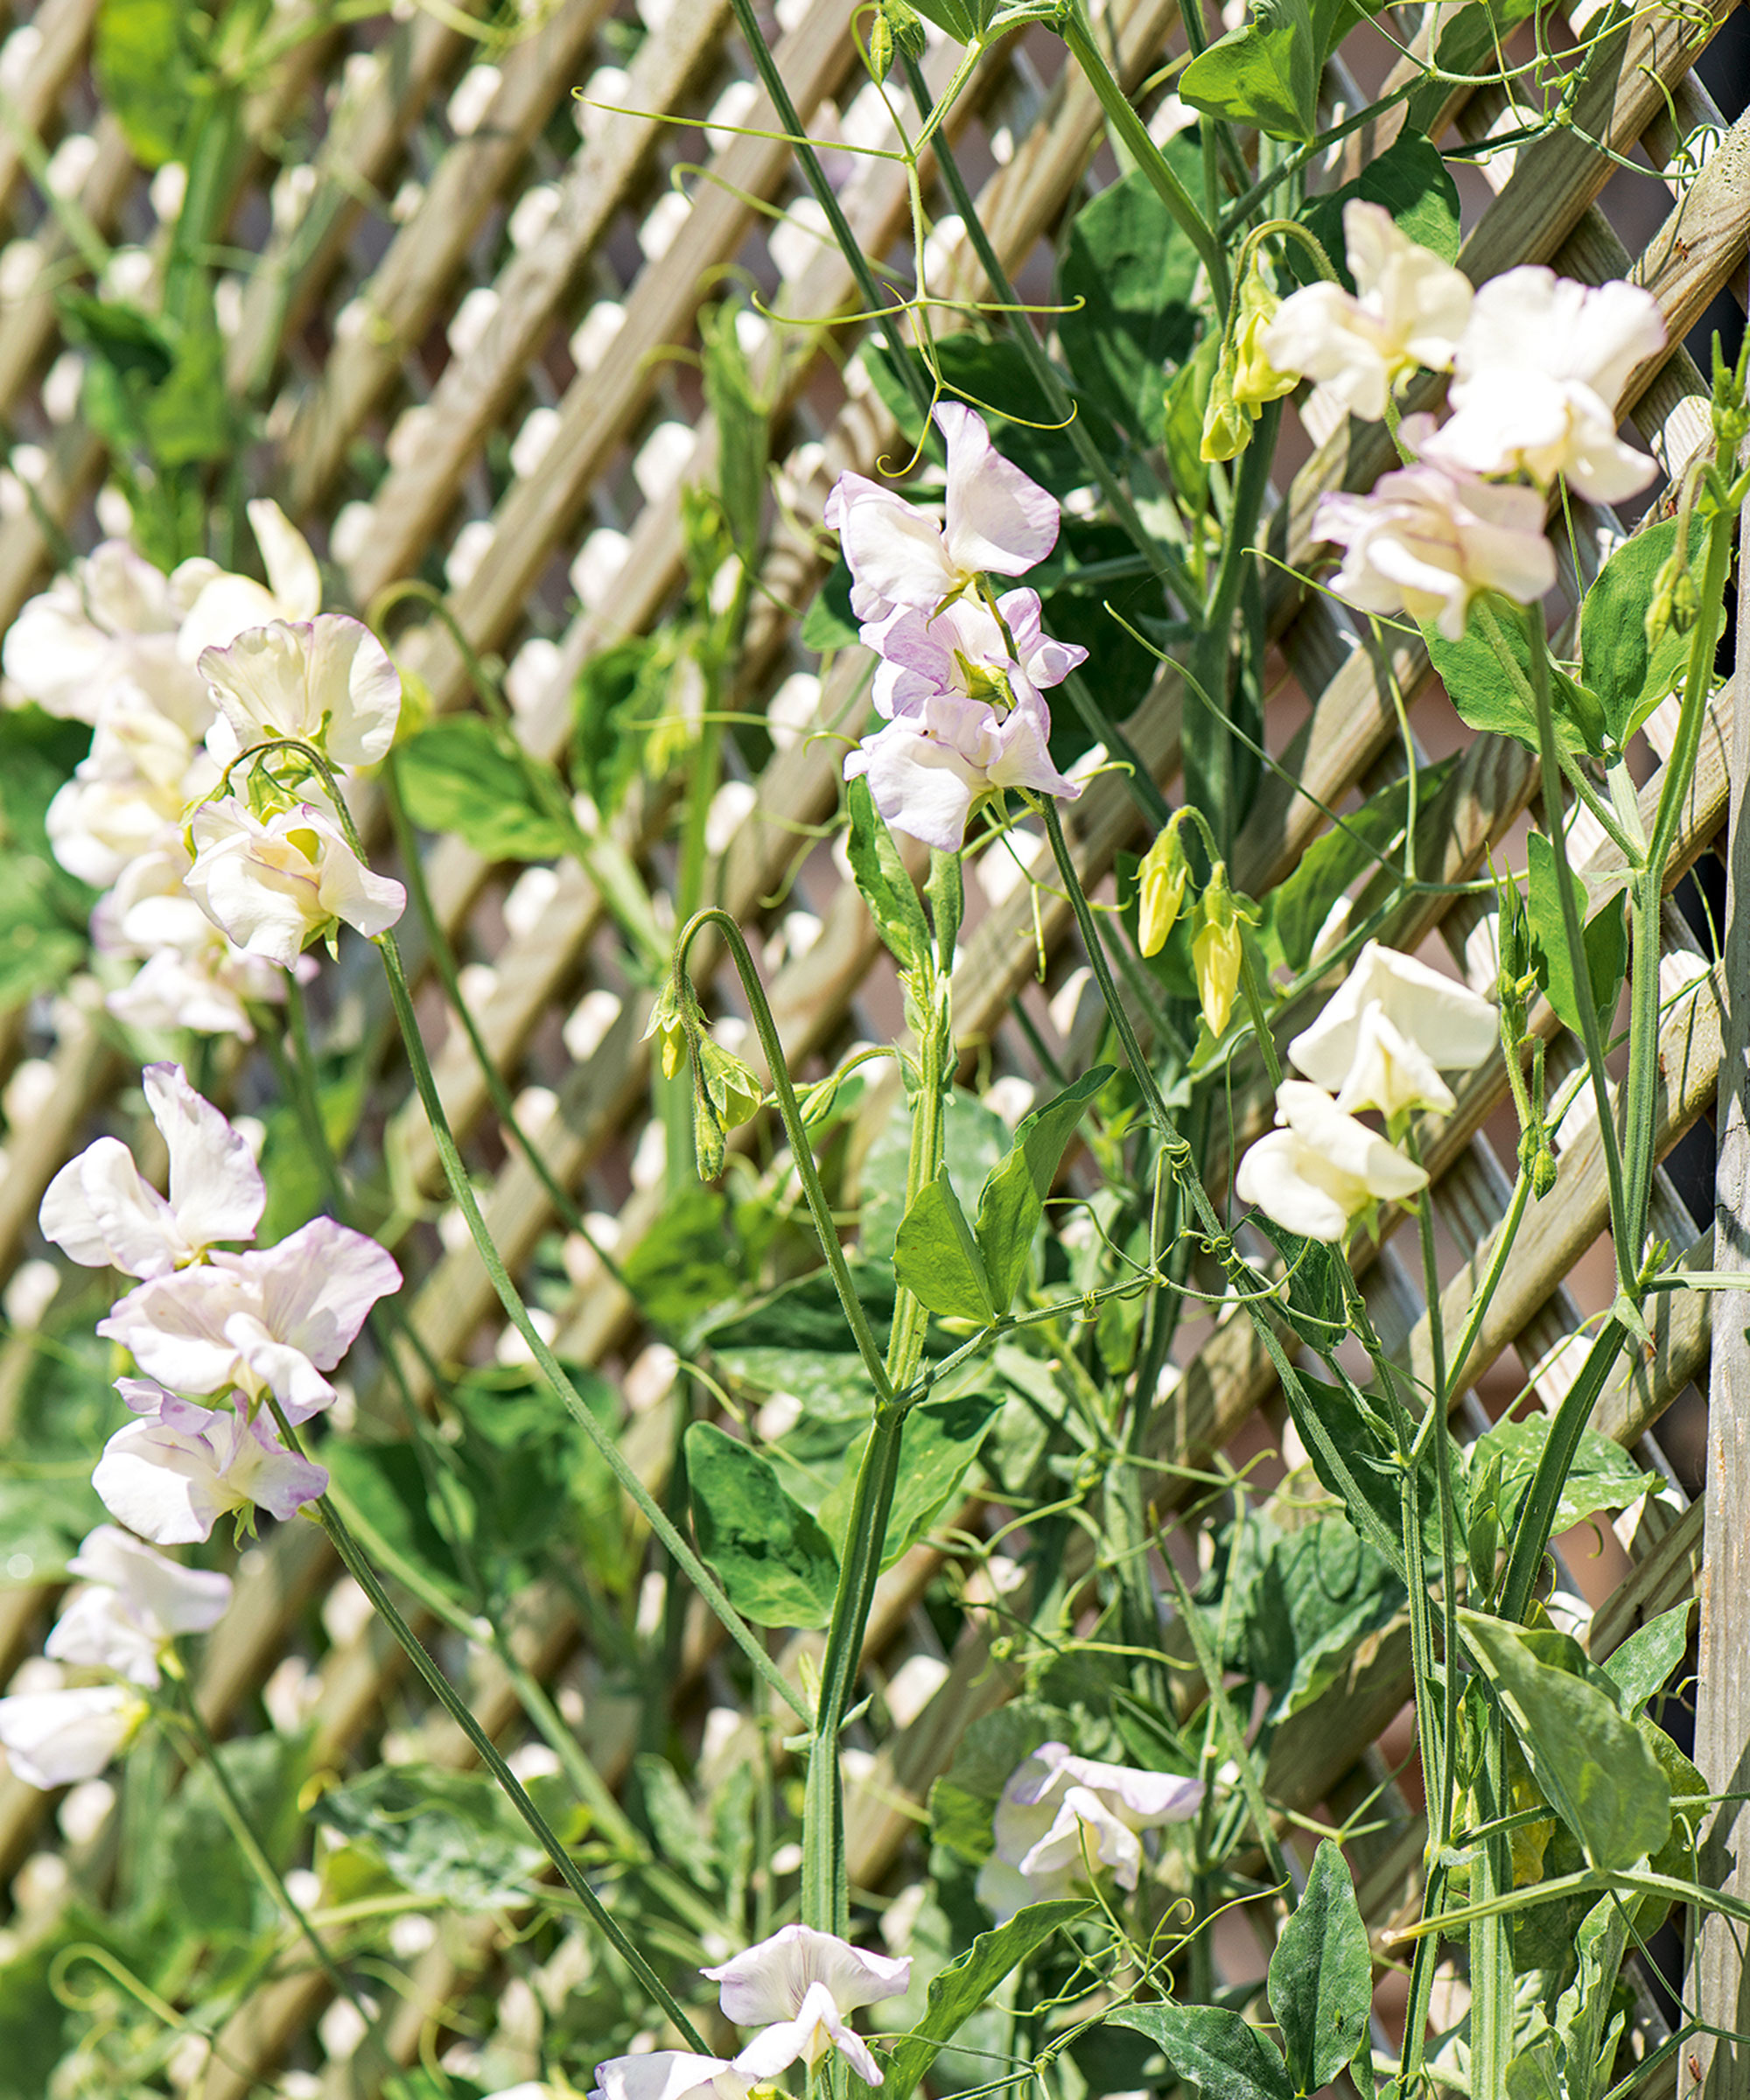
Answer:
(0, 0, 1746, 2088)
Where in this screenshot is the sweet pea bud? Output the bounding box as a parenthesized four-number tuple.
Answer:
(691, 1036, 765, 1182)
(869, 0, 926, 73)
(1191, 864, 1244, 1038)
(645, 984, 688, 1080)
(1644, 545, 1698, 650)
(1137, 820, 1191, 957)
(1229, 261, 1298, 412)
(1200, 360, 1251, 465)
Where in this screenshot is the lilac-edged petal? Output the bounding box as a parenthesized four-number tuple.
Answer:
(1059, 1753, 1205, 1825)
(703, 1922, 910, 2026)
(145, 1061, 265, 1252)
(222, 1216, 402, 1368)
(40, 1138, 183, 1279)
(984, 689, 1083, 802)
(234, 1411, 329, 1520)
(589, 2053, 749, 2100)
(850, 720, 984, 853)
(937, 402, 1059, 578)
(93, 1418, 234, 1544)
(223, 1318, 335, 1424)
(100, 1265, 251, 1396)
(0, 1685, 144, 1788)
(836, 483, 958, 615)
(730, 1984, 886, 2086)
(1016, 1786, 1146, 1890)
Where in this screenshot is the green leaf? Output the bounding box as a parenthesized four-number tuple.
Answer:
(0, 1474, 112, 1586)
(1523, 833, 1629, 1040)
(1261, 759, 1457, 974)
(895, 1168, 997, 1323)
(1424, 616, 1608, 763)
(1405, 0, 1540, 133)
(846, 775, 928, 974)
(882, 1900, 1092, 2100)
(928, 1701, 1070, 1863)
(802, 559, 859, 653)
(1460, 1611, 1670, 1870)
(140, 1734, 301, 1938)
(820, 1388, 1002, 1569)
(684, 1421, 839, 1629)
(1503, 2034, 1564, 2100)
(1599, 1601, 1691, 1717)
(1106, 2003, 1295, 2099)
(1180, 0, 1322, 141)
(1268, 1839, 1374, 2093)
(1163, 332, 1219, 512)
(976, 1068, 1113, 1309)
(1057, 161, 1203, 441)
(904, 0, 998, 37)
(94, 0, 204, 166)
(1470, 1412, 1656, 1542)
(143, 316, 231, 465)
(324, 1441, 472, 1605)
(314, 1764, 546, 1908)
(621, 1183, 746, 1340)
(1578, 514, 1708, 750)
(1298, 129, 1460, 279)
(396, 718, 567, 861)
(700, 301, 768, 555)
(572, 635, 665, 814)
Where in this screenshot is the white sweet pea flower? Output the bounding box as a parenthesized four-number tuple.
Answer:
(44, 1525, 232, 1688)
(40, 1060, 265, 1279)
(1314, 431, 1555, 641)
(1288, 939, 1497, 1118)
(100, 1215, 402, 1423)
(176, 500, 323, 664)
(4, 540, 216, 724)
(200, 614, 402, 770)
(588, 2054, 752, 2100)
(1236, 1081, 1427, 1242)
(976, 1742, 1204, 1922)
(1263, 201, 1474, 422)
(184, 794, 406, 966)
(0, 1681, 146, 1789)
(825, 402, 1060, 623)
(704, 1924, 911, 2088)
(46, 689, 221, 888)
(92, 1382, 328, 1544)
(1423, 268, 1666, 501)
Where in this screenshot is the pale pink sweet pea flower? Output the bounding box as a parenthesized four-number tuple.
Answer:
(704, 1924, 911, 2088)
(1263, 201, 1474, 422)
(40, 1061, 265, 1280)
(1236, 1081, 1427, 1242)
(1314, 431, 1555, 642)
(185, 795, 406, 966)
(44, 1525, 232, 1689)
(100, 1215, 402, 1424)
(200, 614, 402, 770)
(1424, 268, 1666, 501)
(93, 1382, 328, 1544)
(868, 588, 1087, 719)
(1289, 939, 1497, 1119)
(588, 2054, 752, 2100)
(0, 1681, 147, 1789)
(825, 402, 1060, 623)
(976, 1742, 1204, 1922)
(176, 500, 323, 665)
(4, 540, 217, 724)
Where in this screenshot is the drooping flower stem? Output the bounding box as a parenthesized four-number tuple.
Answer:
(267, 1402, 711, 2050)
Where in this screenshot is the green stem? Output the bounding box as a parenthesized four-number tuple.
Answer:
(270, 1408, 710, 2048)
(1467, 1705, 1515, 2100)
(1416, 1164, 1531, 1442)
(1056, 2, 1229, 309)
(1522, 603, 1634, 1297)
(1237, 934, 1283, 1089)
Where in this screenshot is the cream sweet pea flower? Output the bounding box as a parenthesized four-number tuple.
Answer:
(1424, 268, 1666, 501)
(1314, 434, 1555, 641)
(200, 614, 402, 770)
(44, 1525, 232, 1689)
(185, 794, 406, 966)
(176, 500, 323, 663)
(588, 2055, 752, 2100)
(1264, 201, 1474, 422)
(0, 1680, 146, 1789)
(40, 1060, 265, 1279)
(704, 1924, 911, 2088)
(101, 1215, 402, 1423)
(976, 1742, 1204, 1923)
(1236, 1081, 1427, 1242)
(1289, 940, 1497, 1118)
(4, 540, 216, 724)
(93, 1382, 329, 1544)
(825, 402, 1060, 624)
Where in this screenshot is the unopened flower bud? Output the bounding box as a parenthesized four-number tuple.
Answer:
(1229, 262, 1298, 411)
(1137, 821, 1191, 957)
(1192, 865, 1244, 1038)
(1644, 547, 1698, 650)
(691, 1036, 765, 1182)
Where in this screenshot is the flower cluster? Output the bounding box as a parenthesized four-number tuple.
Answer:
(38, 1061, 398, 1544)
(1263, 203, 1665, 638)
(977, 1742, 1204, 1922)
(826, 404, 1086, 851)
(1236, 942, 1496, 1242)
(591, 1925, 911, 2099)
(4, 504, 406, 1038)
(0, 1525, 231, 1788)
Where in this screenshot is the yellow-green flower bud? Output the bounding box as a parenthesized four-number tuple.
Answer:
(1229, 264, 1298, 411)
(1644, 545, 1698, 651)
(1200, 362, 1251, 465)
(1192, 865, 1244, 1038)
(1137, 821, 1191, 958)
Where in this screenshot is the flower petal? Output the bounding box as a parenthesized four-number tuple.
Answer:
(938, 403, 1060, 578)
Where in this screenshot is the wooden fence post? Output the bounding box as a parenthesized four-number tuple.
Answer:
(1692, 473, 1750, 2096)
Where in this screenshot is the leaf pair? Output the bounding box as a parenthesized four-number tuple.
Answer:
(892, 1068, 1113, 1321)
